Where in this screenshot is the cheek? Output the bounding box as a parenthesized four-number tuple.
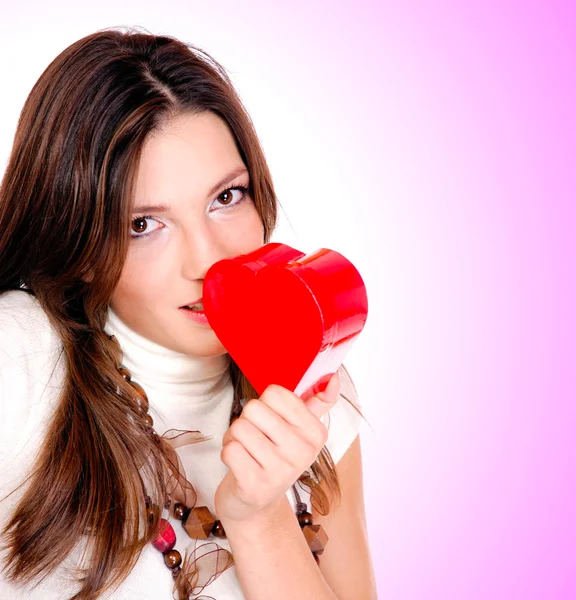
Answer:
(113, 250, 171, 306)
(225, 208, 265, 253)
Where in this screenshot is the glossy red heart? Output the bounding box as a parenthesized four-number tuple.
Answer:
(202, 242, 368, 401)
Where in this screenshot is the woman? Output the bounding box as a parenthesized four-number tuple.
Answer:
(0, 27, 377, 599)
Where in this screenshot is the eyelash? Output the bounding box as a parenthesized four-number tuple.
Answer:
(130, 184, 251, 240)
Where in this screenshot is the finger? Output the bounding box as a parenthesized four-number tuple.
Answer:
(303, 370, 341, 420)
(259, 383, 318, 429)
(223, 400, 289, 447)
(222, 400, 276, 447)
(243, 398, 297, 444)
(220, 440, 260, 492)
(223, 417, 283, 471)
(222, 412, 315, 473)
(233, 398, 313, 457)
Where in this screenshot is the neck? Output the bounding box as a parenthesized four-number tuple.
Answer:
(103, 306, 231, 405)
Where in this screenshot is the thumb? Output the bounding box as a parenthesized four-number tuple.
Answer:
(303, 370, 341, 420)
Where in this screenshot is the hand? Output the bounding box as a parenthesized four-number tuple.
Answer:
(214, 370, 341, 524)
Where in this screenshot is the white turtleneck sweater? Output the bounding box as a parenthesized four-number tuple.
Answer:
(0, 289, 362, 599)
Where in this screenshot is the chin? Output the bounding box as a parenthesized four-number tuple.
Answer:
(182, 336, 228, 358)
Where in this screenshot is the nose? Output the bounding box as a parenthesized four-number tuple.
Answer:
(179, 220, 230, 281)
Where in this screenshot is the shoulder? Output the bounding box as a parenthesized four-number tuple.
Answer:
(0, 289, 64, 464)
(322, 365, 364, 465)
(0, 289, 61, 360)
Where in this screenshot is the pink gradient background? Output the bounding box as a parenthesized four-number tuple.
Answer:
(351, 1, 576, 598)
(1, 0, 575, 598)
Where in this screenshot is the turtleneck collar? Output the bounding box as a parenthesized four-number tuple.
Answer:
(103, 306, 231, 403)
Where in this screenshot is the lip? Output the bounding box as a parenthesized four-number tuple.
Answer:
(179, 306, 210, 326)
(180, 297, 203, 307)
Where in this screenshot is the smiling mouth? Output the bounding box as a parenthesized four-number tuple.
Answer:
(181, 303, 204, 311)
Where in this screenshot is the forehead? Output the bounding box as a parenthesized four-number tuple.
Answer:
(134, 112, 245, 205)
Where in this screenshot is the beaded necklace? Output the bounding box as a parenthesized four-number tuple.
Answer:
(108, 334, 329, 597)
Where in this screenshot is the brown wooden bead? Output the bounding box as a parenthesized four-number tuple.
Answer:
(298, 511, 313, 527)
(118, 366, 131, 381)
(182, 506, 216, 539)
(173, 502, 188, 521)
(109, 335, 122, 353)
(302, 524, 329, 555)
(147, 505, 156, 524)
(164, 549, 182, 568)
(212, 520, 226, 538)
(144, 413, 154, 428)
(128, 379, 149, 413)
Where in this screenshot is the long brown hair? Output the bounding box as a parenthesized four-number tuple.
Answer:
(0, 27, 367, 599)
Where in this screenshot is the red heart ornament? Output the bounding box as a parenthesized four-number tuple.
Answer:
(202, 242, 368, 401)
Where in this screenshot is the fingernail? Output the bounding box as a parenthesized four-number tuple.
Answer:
(328, 370, 340, 394)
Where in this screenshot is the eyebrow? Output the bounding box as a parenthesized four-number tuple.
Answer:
(132, 165, 249, 214)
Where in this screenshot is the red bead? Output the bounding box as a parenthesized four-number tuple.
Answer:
(152, 518, 176, 553)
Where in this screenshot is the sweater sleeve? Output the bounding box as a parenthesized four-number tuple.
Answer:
(0, 293, 178, 598)
(0, 290, 64, 466)
(321, 365, 363, 465)
(0, 291, 70, 597)
(0, 289, 66, 504)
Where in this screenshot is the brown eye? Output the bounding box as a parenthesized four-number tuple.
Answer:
(218, 189, 234, 205)
(132, 217, 148, 234)
(210, 186, 249, 212)
(130, 216, 163, 239)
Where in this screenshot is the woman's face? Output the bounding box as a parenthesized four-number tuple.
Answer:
(109, 111, 264, 357)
